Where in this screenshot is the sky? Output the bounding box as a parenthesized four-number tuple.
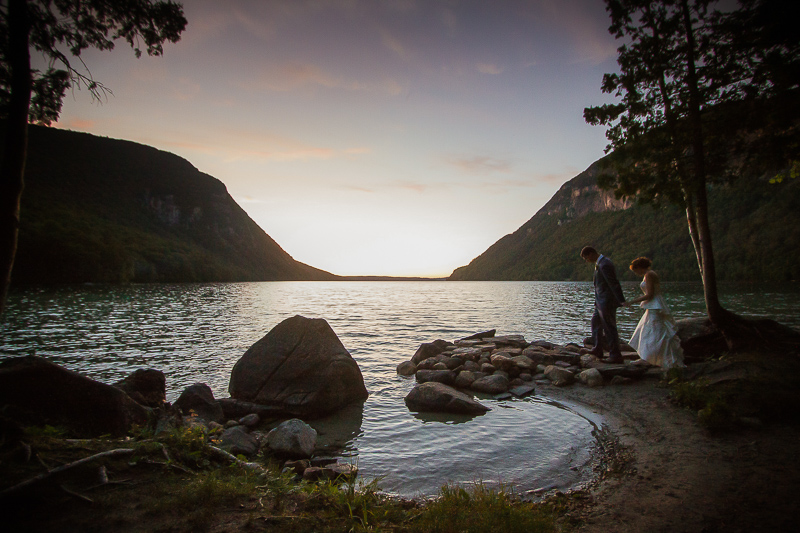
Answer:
(48, 0, 621, 278)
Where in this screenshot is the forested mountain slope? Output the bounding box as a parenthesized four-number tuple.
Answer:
(449, 159, 800, 282)
(10, 125, 337, 284)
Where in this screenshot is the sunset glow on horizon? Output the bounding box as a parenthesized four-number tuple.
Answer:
(47, 0, 620, 278)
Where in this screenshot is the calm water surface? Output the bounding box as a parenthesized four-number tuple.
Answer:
(2, 281, 798, 496)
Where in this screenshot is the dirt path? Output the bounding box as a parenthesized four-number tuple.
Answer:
(539, 375, 800, 533)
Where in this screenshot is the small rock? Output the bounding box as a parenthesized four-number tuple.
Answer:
(459, 329, 496, 341)
(302, 466, 325, 481)
(415, 369, 457, 385)
(610, 375, 632, 386)
(580, 354, 600, 367)
(310, 456, 339, 467)
(544, 366, 575, 387)
(433, 362, 449, 371)
(510, 356, 535, 372)
(508, 384, 536, 397)
(471, 374, 510, 394)
(174, 383, 224, 424)
(577, 368, 604, 387)
(220, 426, 260, 456)
(396, 361, 417, 376)
(225, 419, 239, 428)
(239, 413, 260, 427)
(463, 360, 481, 372)
(266, 418, 317, 458)
(284, 459, 311, 475)
(454, 371, 477, 388)
(326, 462, 358, 480)
(412, 342, 446, 364)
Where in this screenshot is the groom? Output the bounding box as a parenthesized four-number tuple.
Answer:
(580, 246, 626, 363)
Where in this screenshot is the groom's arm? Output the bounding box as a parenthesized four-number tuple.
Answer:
(601, 261, 625, 305)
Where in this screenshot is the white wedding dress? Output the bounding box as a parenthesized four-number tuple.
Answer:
(629, 281, 685, 369)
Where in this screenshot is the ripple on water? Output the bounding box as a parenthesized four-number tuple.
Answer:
(2, 281, 798, 496)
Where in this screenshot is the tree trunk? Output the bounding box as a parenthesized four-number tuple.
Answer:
(678, 0, 731, 331)
(0, 0, 32, 316)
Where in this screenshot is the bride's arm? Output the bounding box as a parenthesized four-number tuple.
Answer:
(626, 271, 658, 305)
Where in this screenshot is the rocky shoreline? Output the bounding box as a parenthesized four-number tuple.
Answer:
(398, 328, 657, 415)
(0, 314, 757, 493)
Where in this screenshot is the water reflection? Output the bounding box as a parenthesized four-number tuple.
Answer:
(308, 401, 365, 454)
(1, 280, 798, 496)
(409, 411, 484, 425)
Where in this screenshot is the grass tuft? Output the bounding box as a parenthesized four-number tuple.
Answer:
(412, 482, 557, 533)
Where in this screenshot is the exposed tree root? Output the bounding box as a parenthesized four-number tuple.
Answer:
(0, 448, 135, 499)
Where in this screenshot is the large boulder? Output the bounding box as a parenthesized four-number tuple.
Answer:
(113, 368, 166, 408)
(267, 418, 317, 458)
(404, 382, 490, 415)
(174, 383, 224, 424)
(0, 356, 150, 437)
(229, 316, 368, 419)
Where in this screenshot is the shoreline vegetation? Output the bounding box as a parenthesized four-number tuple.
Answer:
(2, 330, 799, 532)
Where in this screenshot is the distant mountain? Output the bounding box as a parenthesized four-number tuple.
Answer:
(10, 125, 338, 284)
(448, 158, 800, 282)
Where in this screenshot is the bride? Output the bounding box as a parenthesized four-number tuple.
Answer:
(624, 257, 685, 369)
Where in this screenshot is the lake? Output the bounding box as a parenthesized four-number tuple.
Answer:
(1, 280, 798, 497)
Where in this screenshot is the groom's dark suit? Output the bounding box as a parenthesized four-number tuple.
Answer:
(592, 255, 626, 359)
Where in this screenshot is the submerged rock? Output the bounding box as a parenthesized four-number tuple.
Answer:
(405, 382, 490, 415)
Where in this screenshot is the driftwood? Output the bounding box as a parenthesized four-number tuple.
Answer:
(206, 445, 266, 474)
(0, 448, 135, 499)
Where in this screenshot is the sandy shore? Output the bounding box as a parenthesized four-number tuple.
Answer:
(538, 374, 800, 532)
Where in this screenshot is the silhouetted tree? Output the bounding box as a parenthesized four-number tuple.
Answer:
(0, 0, 186, 314)
(584, 0, 800, 346)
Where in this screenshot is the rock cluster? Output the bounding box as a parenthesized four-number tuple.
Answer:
(399, 330, 653, 412)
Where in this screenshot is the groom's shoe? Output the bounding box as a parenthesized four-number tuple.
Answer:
(605, 355, 624, 364)
(587, 347, 604, 357)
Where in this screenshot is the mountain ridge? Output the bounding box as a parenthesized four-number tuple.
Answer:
(10, 125, 338, 284)
(448, 158, 800, 283)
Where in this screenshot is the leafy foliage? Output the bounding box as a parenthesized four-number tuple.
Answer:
(0, 0, 187, 124)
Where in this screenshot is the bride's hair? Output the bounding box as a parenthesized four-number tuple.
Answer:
(630, 257, 652, 270)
